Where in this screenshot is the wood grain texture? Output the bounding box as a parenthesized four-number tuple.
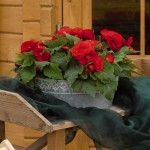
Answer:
(0, 90, 53, 133)
(22, 0, 40, 21)
(0, 34, 22, 62)
(0, 0, 22, 5)
(0, 139, 15, 150)
(5, 123, 24, 147)
(0, 62, 16, 77)
(0, 7, 22, 33)
(23, 22, 41, 41)
(63, 0, 82, 27)
(142, 58, 150, 76)
(82, 0, 92, 29)
(40, 7, 55, 36)
(0, 121, 5, 142)
(47, 130, 65, 150)
(40, 0, 54, 6)
(66, 130, 90, 150)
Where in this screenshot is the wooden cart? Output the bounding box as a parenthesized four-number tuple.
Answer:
(0, 90, 124, 150)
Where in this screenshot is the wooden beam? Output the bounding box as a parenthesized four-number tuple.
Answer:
(0, 121, 5, 142)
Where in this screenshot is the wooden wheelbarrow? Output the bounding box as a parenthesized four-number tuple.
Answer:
(0, 90, 124, 150)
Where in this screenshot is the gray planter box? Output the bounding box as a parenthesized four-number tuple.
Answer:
(35, 79, 113, 109)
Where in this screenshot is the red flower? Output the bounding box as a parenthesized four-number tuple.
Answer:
(61, 46, 69, 51)
(21, 40, 37, 53)
(100, 29, 126, 51)
(88, 65, 95, 72)
(86, 56, 104, 73)
(126, 37, 134, 50)
(105, 54, 114, 64)
(71, 41, 96, 65)
(32, 41, 51, 61)
(33, 41, 45, 56)
(82, 29, 95, 40)
(54, 26, 72, 37)
(92, 56, 104, 72)
(86, 40, 99, 47)
(71, 27, 83, 39)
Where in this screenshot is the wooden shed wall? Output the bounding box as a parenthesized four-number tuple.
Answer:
(0, 0, 57, 77)
(0, 0, 57, 148)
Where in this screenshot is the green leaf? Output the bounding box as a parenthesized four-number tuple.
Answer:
(65, 33, 80, 44)
(43, 63, 63, 79)
(81, 81, 97, 97)
(15, 59, 24, 66)
(114, 46, 131, 63)
(112, 63, 123, 76)
(44, 36, 67, 48)
(94, 61, 115, 83)
(19, 67, 36, 83)
(64, 61, 84, 86)
(96, 80, 118, 100)
(22, 57, 34, 67)
(35, 61, 50, 71)
(72, 79, 97, 97)
(51, 51, 70, 64)
(101, 41, 108, 50)
(17, 53, 26, 59)
(80, 72, 88, 79)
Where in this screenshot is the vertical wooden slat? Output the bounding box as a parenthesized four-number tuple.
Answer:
(47, 130, 65, 150)
(82, 0, 92, 29)
(23, 22, 41, 41)
(22, 0, 41, 41)
(63, 0, 82, 27)
(55, 0, 63, 30)
(5, 123, 25, 147)
(0, 121, 5, 142)
(22, 0, 40, 21)
(140, 0, 145, 55)
(66, 130, 90, 150)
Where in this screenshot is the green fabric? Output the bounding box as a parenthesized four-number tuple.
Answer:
(0, 76, 150, 150)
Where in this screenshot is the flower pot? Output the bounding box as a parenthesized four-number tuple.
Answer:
(35, 78, 113, 109)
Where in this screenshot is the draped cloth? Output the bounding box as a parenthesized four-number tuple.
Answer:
(0, 76, 150, 150)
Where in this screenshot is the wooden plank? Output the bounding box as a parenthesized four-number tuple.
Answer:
(23, 22, 41, 41)
(142, 58, 150, 76)
(0, 7, 22, 33)
(52, 120, 76, 131)
(82, 0, 92, 29)
(24, 128, 45, 139)
(23, 0, 40, 21)
(24, 139, 47, 150)
(0, 90, 53, 133)
(0, 139, 15, 150)
(140, 0, 145, 55)
(66, 130, 90, 150)
(0, 121, 5, 142)
(55, 0, 63, 30)
(63, 0, 82, 27)
(40, 7, 55, 36)
(40, 0, 54, 6)
(0, 0, 22, 5)
(5, 123, 24, 148)
(0, 34, 22, 62)
(47, 130, 65, 150)
(0, 62, 16, 77)
(25, 134, 47, 150)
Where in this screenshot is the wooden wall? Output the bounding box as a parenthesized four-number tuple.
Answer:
(0, 0, 58, 77)
(63, 0, 92, 28)
(1, 0, 145, 150)
(0, 0, 59, 148)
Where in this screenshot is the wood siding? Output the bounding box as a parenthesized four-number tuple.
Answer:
(0, 0, 56, 148)
(0, 0, 56, 77)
